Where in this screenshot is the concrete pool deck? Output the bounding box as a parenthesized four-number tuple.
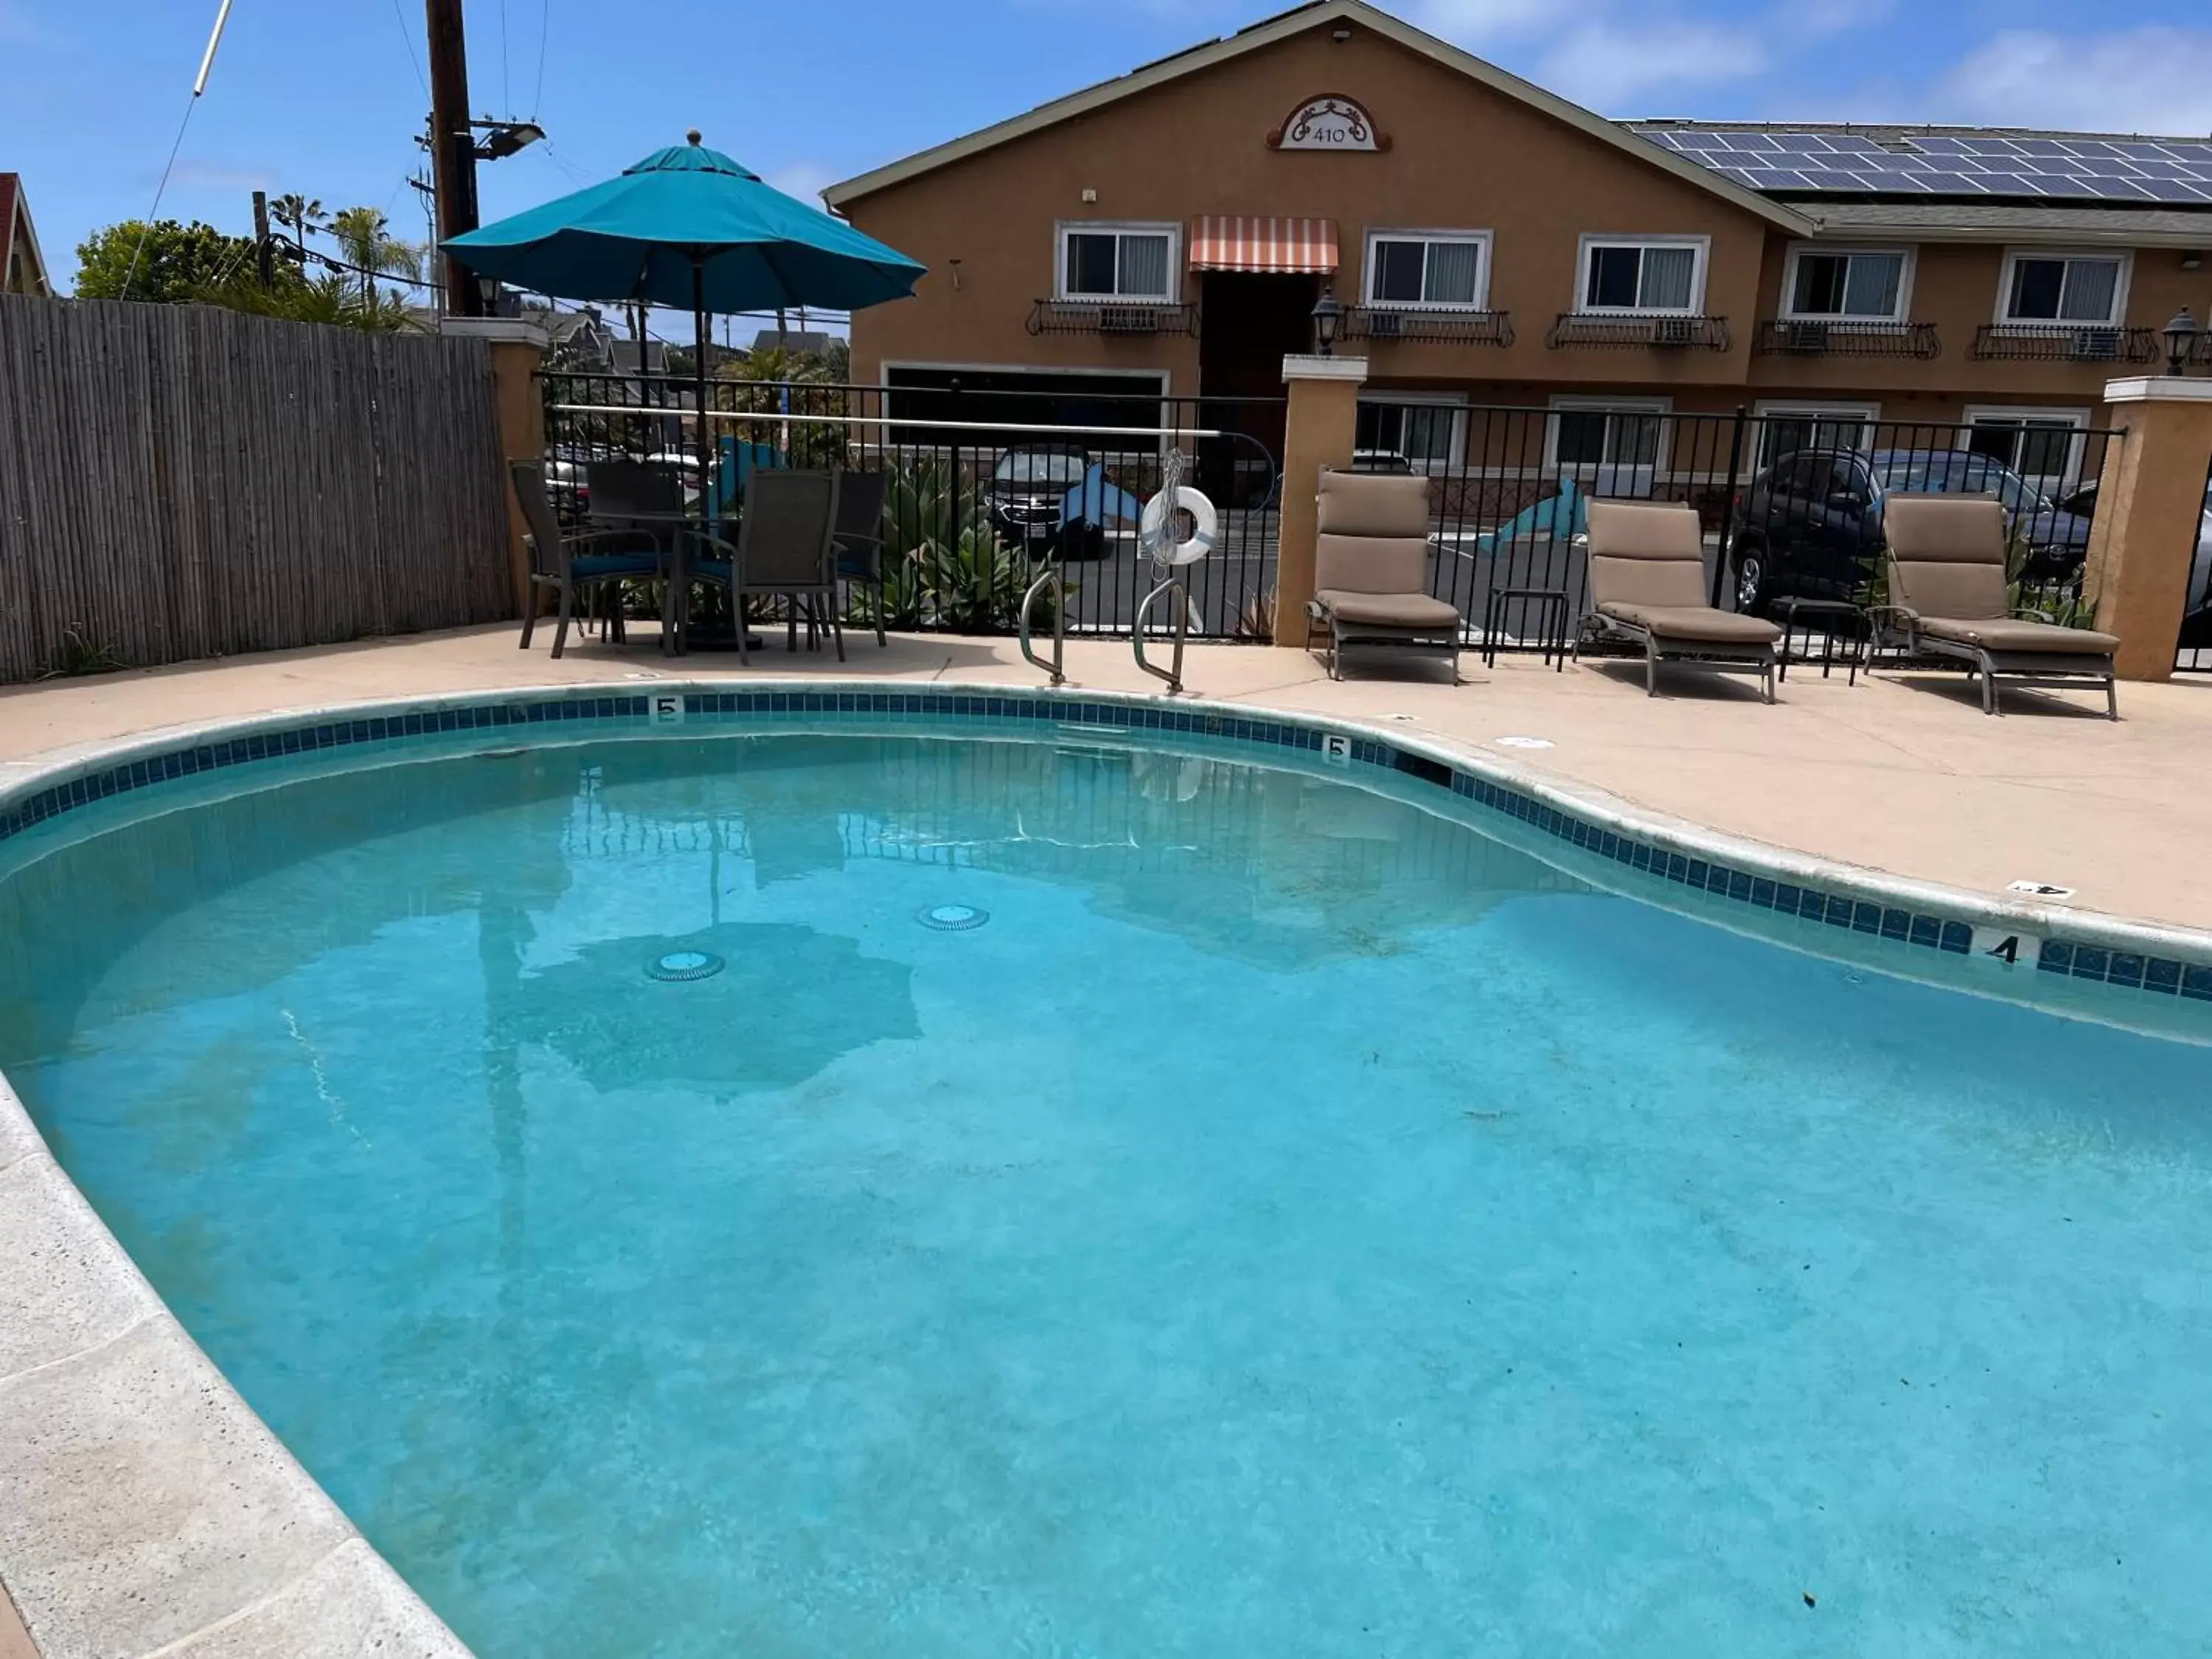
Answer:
(6, 621, 2211, 933)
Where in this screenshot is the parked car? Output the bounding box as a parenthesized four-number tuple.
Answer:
(1728, 448, 2092, 613)
(989, 446, 1099, 557)
(543, 451, 591, 517)
(2053, 477, 2212, 637)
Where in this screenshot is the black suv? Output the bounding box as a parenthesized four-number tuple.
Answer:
(1728, 448, 2091, 613)
(988, 447, 1101, 557)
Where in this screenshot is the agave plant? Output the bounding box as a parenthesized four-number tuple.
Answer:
(865, 458, 1058, 633)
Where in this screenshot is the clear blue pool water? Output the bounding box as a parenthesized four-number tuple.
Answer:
(3, 728, 2210, 1657)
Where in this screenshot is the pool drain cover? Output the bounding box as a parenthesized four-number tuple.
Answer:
(647, 950, 726, 983)
(917, 902, 990, 932)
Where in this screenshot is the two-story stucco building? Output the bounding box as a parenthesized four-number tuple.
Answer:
(825, 0, 2212, 498)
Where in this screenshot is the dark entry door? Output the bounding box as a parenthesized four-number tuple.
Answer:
(1197, 271, 1313, 505)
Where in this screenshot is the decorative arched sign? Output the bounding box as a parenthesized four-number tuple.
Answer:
(1267, 94, 1391, 153)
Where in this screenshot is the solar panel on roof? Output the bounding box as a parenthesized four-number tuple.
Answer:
(2080, 175, 2160, 198)
(1626, 122, 2212, 207)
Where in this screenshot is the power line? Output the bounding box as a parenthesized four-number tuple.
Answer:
(386, 0, 431, 100)
(498, 0, 510, 114)
(121, 90, 202, 297)
(531, 0, 549, 117)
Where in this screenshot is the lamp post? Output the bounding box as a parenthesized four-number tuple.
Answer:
(2164, 307, 2200, 376)
(1310, 286, 1346, 356)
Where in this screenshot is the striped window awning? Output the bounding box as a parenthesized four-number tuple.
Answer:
(1187, 216, 1340, 274)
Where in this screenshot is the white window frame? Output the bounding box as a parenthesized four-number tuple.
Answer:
(1961, 404, 2092, 493)
(1054, 220, 1182, 304)
(1778, 244, 1913, 323)
(1991, 248, 2132, 329)
(1355, 389, 1469, 474)
(1545, 394, 1673, 477)
(1572, 234, 1709, 316)
(1361, 228, 1495, 311)
(1750, 400, 1881, 472)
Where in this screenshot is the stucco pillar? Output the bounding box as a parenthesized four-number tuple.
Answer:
(1273, 353, 1367, 649)
(445, 317, 551, 619)
(2084, 377, 2212, 682)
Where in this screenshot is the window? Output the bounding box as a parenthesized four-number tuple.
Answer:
(1997, 251, 2126, 326)
(1363, 230, 1492, 310)
(1548, 397, 1670, 479)
(1057, 223, 1178, 302)
(1753, 402, 1879, 469)
(1781, 247, 1908, 321)
(1576, 237, 1707, 313)
(1356, 395, 1466, 471)
(1963, 406, 2088, 492)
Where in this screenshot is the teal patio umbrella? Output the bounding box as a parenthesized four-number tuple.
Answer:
(445, 131, 924, 493)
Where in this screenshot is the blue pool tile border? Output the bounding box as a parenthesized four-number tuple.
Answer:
(2, 684, 2203, 1007)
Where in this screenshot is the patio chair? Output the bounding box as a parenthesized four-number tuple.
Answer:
(1872, 494, 2118, 718)
(832, 469, 892, 647)
(682, 469, 844, 665)
(1304, 467, 1463, 681)
(510, 459, 663, 659)
(1584, 500, 1781, 700)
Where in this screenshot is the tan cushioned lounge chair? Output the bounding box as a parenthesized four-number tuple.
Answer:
(1585, 499, 1781, 700)
(1877, 494, 2118, 718)
(1305, 469, 1462, 680)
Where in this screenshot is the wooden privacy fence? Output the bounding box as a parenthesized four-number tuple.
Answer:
(0, 295, 513, 684)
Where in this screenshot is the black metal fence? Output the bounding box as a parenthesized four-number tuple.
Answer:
(540, 372, 1283, 640)
(1353, 399, 2122, 661)
(2176, 447, 2212, 674)
(538, 373, 2147, 661)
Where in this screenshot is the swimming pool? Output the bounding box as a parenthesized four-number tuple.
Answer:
(3, 696, 2208, 1656)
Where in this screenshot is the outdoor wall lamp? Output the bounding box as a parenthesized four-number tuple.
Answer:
(2164, 307, 2200, 375)
(1311, 286, 1346, 355)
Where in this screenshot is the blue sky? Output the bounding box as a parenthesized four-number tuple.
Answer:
(5, 0, 2212, 297)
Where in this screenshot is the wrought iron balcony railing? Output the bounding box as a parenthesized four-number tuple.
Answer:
(1026, 299, 1198, 338)
(1546, 313, 1731, 351)
(1756, 319, 1941, 360)
(1969, 324, 2158, 364)
(1343, 307, 1514, 347)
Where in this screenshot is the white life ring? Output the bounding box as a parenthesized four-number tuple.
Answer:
(1140, 484, 1218, 567)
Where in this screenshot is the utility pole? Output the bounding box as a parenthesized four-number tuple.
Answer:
(425, 0, 483, 316)
(251, 189, 274, 289)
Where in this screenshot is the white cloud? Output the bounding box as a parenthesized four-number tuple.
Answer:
(1539, 21, 1768, 111)
(1408, 0, 1566, 45)
(170, 160, 278, 193)
(765, 161, 837, 210)
(1931, 28, 2212, 136)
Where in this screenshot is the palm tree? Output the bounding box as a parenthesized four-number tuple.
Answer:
(330, 206, 420, 307)
(269, 194, 326, 258)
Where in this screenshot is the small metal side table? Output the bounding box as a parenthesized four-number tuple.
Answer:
(1773, 597, 1865, 684)
(1482, 586, 1574, 671)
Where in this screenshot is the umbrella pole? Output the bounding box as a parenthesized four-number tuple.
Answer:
(691, 257, 712, 658)
(693, 257, 712, 535)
